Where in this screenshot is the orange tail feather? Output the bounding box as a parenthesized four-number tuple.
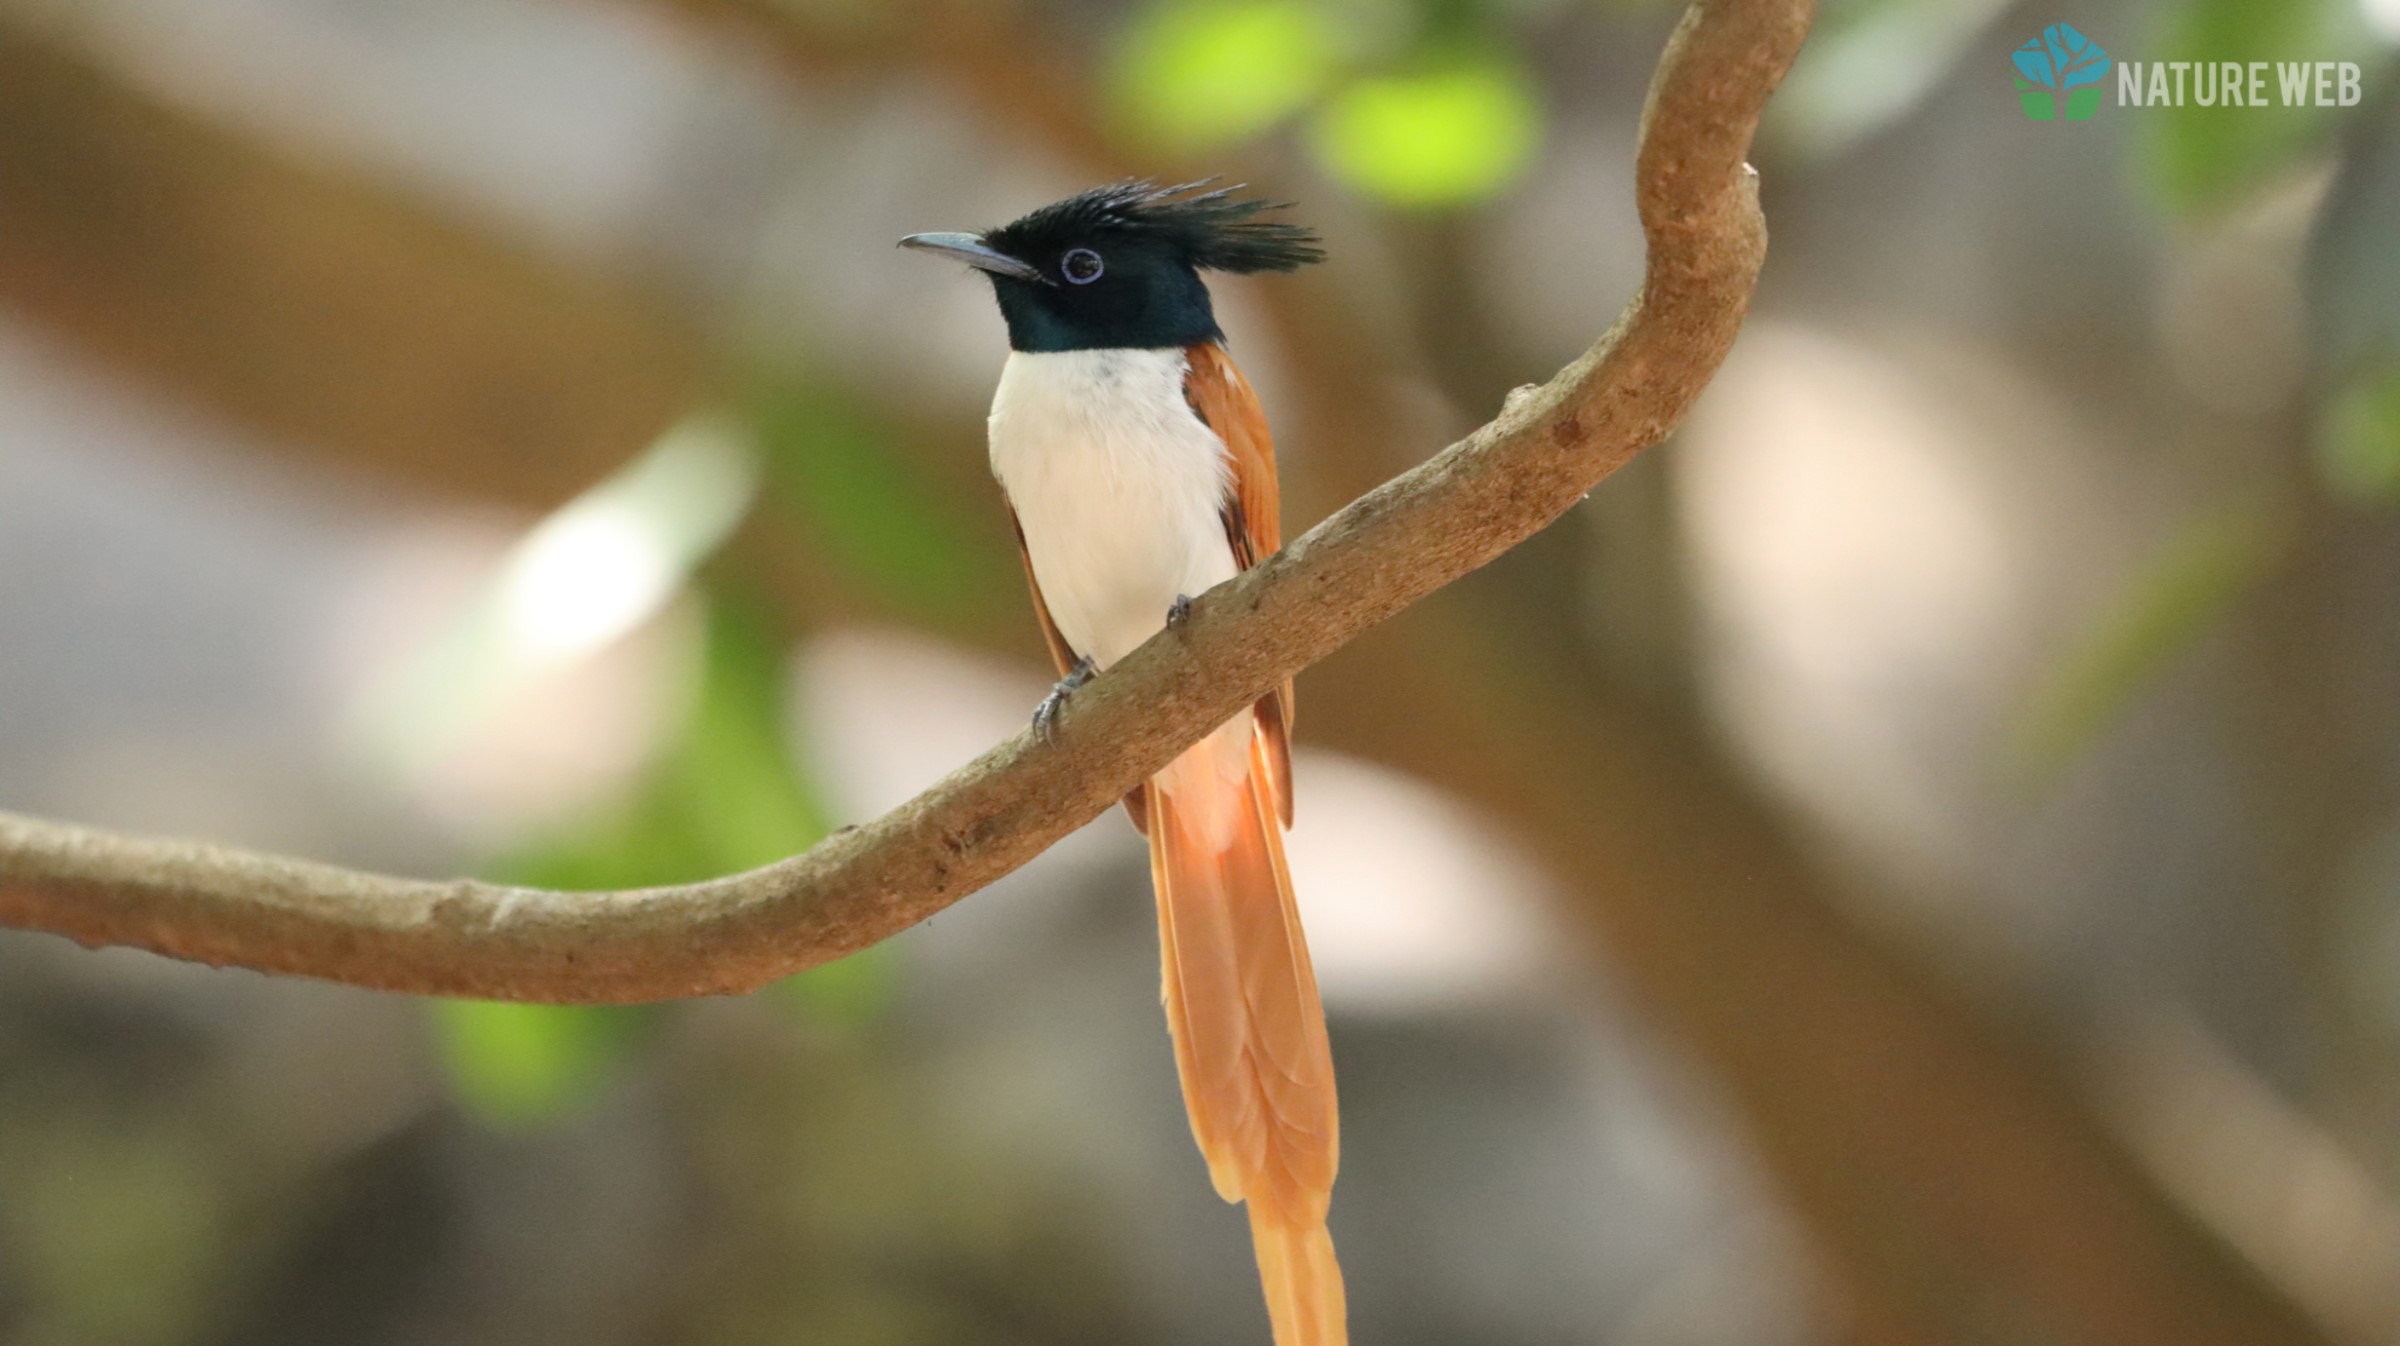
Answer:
(1147, 720, 1344, 1346)
(1250, 1204, 1346, 1346)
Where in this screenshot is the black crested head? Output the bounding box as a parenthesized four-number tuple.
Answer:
(983, 179, 1325, 277)
(900, 179, 1323, 354)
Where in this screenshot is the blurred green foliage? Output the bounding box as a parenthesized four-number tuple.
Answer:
(2024, 16, 2395, 773)
(490, 597, 830, 891)
(2316, 363, 2400, 504)
(436, 597, 886, 1129)
(2017, 500, 2289, 772)
(1106, 0, 1542, 207)
(1112, 0, 1340, 147)
(432, 998, 647, 1130)
(425, 378, 1024, 1129)
(1312, 57, 1540, 204)
(2305, 81, 2400, 507)
(1768, 0, 2012, 159)
(753, 385, 1001, 626)
(2304, 79, 2400, 369)
(2142, 0, 2375, 213)
(989, 0, 2393, 795)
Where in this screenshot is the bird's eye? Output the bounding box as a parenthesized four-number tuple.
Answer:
(1061, 248, 1104, 285)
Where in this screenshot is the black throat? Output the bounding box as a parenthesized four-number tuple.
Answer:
(988, 264, 1222, 353)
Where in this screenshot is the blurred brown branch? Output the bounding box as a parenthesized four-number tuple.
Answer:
(0, 27, 703, 510)
(0, 0, 1800, 1000)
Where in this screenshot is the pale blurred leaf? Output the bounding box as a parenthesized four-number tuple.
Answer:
(2017, 500, 2291, 772)
(1768, 0, 2012, 158)
(348, 415, 759, 778)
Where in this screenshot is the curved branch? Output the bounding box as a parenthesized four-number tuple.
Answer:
(0, 0, 1808, 1003)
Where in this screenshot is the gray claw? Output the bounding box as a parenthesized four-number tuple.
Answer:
(1165, 594, 1194, 630)
(1033, 658, 1097, 743)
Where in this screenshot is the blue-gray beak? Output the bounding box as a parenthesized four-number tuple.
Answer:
(898, 232, 1048, 285)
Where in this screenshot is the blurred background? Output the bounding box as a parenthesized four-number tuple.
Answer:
(1, 0, 2397, 1341)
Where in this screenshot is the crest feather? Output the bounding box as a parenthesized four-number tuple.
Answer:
(987, 179, 1324, 274)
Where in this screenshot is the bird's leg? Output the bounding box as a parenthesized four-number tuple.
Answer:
(1165, 593, 1195, 630)
(1033, 657, 1097, 743)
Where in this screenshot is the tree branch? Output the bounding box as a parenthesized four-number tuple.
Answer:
(0, 0, 1804, 1002)
(0, 8, 2354, 1344)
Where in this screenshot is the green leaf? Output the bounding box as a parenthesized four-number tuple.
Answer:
(2016, 500, 2290, 773)
(661, 596, 890, 1016)
(2317, 362, 2400, 504)
(666, 596, 832, 870)
(1770, 0, 2016, 159)
(2142, 0, 2374, 213)
(1111, 0, 1339, 148)
(432, 1000, 645, 1130)
(1309, 57, 1541, 207)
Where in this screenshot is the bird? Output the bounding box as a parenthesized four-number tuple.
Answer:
(901, 180, 1343, 1346)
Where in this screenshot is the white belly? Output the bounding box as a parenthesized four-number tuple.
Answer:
(988, 348, 1240, 670)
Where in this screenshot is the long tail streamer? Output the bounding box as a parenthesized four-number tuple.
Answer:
(1146, 719, 1345, 1346)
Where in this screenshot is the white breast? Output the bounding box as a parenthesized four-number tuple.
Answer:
(989, 348, 1240, 670)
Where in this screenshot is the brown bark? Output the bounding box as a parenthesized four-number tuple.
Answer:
(0, 27, 703, 512)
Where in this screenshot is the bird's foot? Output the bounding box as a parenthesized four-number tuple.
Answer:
(1165, 593, 1194, 631)
(1032, 658, 1097, 743)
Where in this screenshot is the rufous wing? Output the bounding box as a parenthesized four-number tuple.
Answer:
(1183, 341, 1296, 826)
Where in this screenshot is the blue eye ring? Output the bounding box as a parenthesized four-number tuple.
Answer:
(1061, 247, 1104, 285)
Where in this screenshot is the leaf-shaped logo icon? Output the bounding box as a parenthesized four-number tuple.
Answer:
(2044, 23, 2109, 90)
(2012, 34, 2059, 89)
(2012, 23, 2110, 120)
